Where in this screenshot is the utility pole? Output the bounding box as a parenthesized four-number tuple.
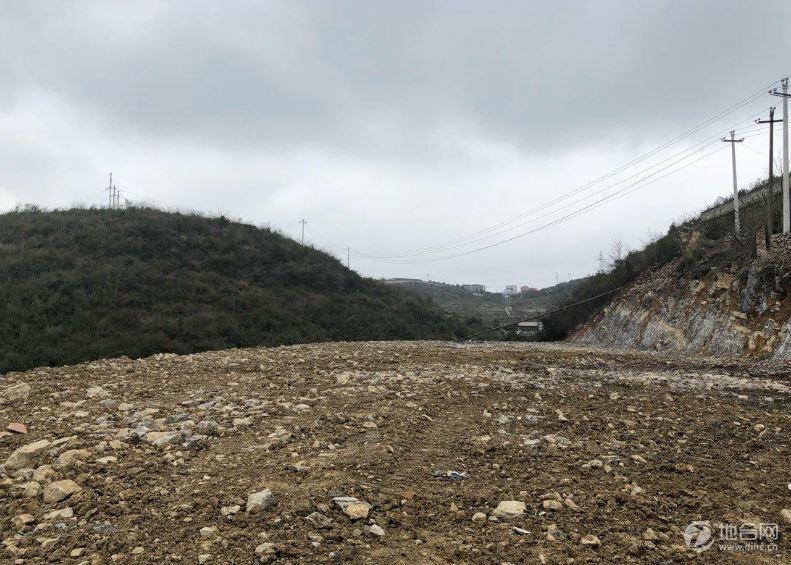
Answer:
(770, 78, 790, 232)
(722, 130, 744, 235)
(299, 219, 307, 245)
(107, 173, 113, 208)
(346, 246, 350, 269)
(757, 108, 781, 249)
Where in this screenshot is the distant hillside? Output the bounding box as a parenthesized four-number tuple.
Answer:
(389, 278, 587, 325)
(0, 206, 470, 373)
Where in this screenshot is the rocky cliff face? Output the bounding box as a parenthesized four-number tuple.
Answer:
(572, 235, 791, 360)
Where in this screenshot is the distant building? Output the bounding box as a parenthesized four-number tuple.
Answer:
(520, 285, 537, 294)
(517, 320, 543, 335)
(503, 285, 518, 296)
(384, 278, 423, 286)
(462, 284, 486, 293)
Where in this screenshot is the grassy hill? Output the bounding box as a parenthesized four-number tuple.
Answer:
(0, 206, 470, 373)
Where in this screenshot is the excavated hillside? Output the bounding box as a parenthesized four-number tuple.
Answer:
(573, 233, 791, 360)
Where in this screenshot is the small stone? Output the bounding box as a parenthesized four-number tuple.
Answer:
(255, 542, 277, 562)
(86, 386, 110, 399)
(493, 500, 526, 518)
(246, 489, 275, 513)
(132, 546, 144, 554)
(564, 497, 580, 511)
(368, 524, 385, 537)
(198, 555, 211, 564)
(642, 528, 659, 541)
(581, 534, 601, 546)
(22, 481, 41, 498)
(13, 514, 35, 526)
(306, 512, 333, 529)
(542, 500, 563, 511)
(780, 509, 791, 524)
(221, 505, 241, 516)
(96, 456, 118, 465)
(144, 431, 181, 447)
(199, 526, 218, 539)
(631, 454, 647, 464)
(7, 423, 27, 434)
(344, 502, 370, 519)
(33, 465, 56, 483)
(43, 479, 82, 504)
(58, 449, 91, 467)
(513, 526, 529, 535)
(70, 548, 85, 558)
(332, 496, 372, 520)
(472, 512, 487, 521)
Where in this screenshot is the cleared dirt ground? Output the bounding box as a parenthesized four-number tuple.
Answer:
(1, 341, 789, 563)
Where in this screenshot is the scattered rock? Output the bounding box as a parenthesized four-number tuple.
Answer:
(7, 423, 27, 434)
(43, 479, 82, 504)
(246, 489, 275, 513)
(3, 382, 31, 402)
(332, 496, 371, 520)
(493, 500, 526, 518)
(581, 534, 601, 546)
(4, 439, 52, 470)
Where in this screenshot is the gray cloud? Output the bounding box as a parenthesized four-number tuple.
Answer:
(1, 0, 789, 288)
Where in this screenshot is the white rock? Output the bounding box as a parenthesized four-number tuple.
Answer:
(493, 500, 526, 518)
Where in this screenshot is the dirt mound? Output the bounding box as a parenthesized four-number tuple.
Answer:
(1, 341, 789, 563)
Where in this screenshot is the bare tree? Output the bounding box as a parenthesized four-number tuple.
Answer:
(607, 239, 626, 268)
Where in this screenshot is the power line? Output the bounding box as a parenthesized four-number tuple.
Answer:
(352, 107, 775, 260)
(348, 143, 728, 264)
(345, 77, 785, 259)
(355, 116, 766, 260)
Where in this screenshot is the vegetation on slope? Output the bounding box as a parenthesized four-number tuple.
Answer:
(0, 206, 470, 373)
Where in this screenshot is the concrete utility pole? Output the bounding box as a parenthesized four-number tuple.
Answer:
(346, 246, 351, 269)
(770, 78, 790, 232)
(757, 108, 781, 249)
(299, 219, 307, 245)
(722, 130, 744, 234)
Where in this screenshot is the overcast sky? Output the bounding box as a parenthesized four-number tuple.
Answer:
(2, 1, 790, 289)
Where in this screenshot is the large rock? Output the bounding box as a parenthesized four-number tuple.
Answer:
(246, 489, 275, 513)
(43, 479, 82, 504)
(4, 439, 52, 470)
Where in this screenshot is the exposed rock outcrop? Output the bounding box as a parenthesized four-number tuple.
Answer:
(573, 236, 791, 360)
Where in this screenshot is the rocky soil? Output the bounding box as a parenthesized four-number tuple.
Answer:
(1, 341, 789, 563)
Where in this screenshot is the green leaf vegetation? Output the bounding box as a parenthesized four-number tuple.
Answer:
(0, 206, 471, 373)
